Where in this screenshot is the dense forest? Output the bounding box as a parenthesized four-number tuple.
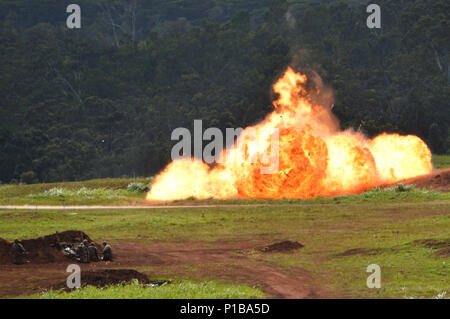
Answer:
(0, 0, 448, 183)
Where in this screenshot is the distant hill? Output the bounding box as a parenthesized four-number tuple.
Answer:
(0, 0, 448, 183)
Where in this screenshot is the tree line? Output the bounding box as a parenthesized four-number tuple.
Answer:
(0, 0, 448, 183)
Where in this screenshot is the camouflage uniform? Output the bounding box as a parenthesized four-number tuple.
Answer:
(77, 243, 89, 263)
(102, 242, 113, 261)
(88, 243, 99, 262)
(11, 239, 27, 265)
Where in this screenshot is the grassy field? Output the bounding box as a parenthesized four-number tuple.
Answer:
(0, 178, 152, 205)
(0, 179, 447, 207)
(433, 154, 450, 170)
(0, 154, 448, 206)
(1, 185, 448, 299)
(20, 280, 264, 299)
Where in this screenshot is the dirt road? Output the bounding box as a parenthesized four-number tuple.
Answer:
(0, 204, 277, 210)
(0, 240, 335, 299)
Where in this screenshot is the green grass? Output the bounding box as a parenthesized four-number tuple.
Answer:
(20, 280, 264, 299)
(0, 178, 152, 205)
(27, 187, 130, 199)
(322, 248, 448, 299)
(182, 184, 449, 206)
(1, 194, 449, 298)
(433, 154, 450, 170)
(0, 176, 449, 298)
(1, 177, 448, 206)
(253, 211, 450, 298)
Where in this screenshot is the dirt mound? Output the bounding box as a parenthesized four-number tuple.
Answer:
(335, 248, 382, 257)
(0, 230, 96, 264)
(261, 241, 304, 253)
(388, 168, 450, 192)
(78, 269, 150, 287)
(0, 238, 10, 264)
(50, 269, 150, 291)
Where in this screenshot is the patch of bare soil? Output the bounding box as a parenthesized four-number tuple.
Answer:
(0, 230, 98, 264)
(80, 269, 150, 287)
(413, 238, 450, 258)
(0, 238, 10, 264)
(335, 248, 383, 257)
(386, 168, 450, 192)
(0, 239, 336, 299)
(436, 248, 450, 257)
(336, 239, 450, 258)
(260, 241, 304, 253)
(54, 269, 151, 290)
(413, 238, 450, 249)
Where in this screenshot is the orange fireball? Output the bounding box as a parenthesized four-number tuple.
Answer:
(146, 67, 433, 201)
(369, 133, 433, 182)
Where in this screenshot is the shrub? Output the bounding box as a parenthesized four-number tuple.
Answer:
(43, 188, 65, 197)
(127, 182, 147, 193)
(28, 187, 127, 198)
(20, 171, 38, 184)
(395, 183, 414, 192)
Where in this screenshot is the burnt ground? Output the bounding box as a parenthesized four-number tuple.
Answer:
(0, 238, 336, 299)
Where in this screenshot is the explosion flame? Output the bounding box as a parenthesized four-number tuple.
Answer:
(147, 67, 432, 201)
